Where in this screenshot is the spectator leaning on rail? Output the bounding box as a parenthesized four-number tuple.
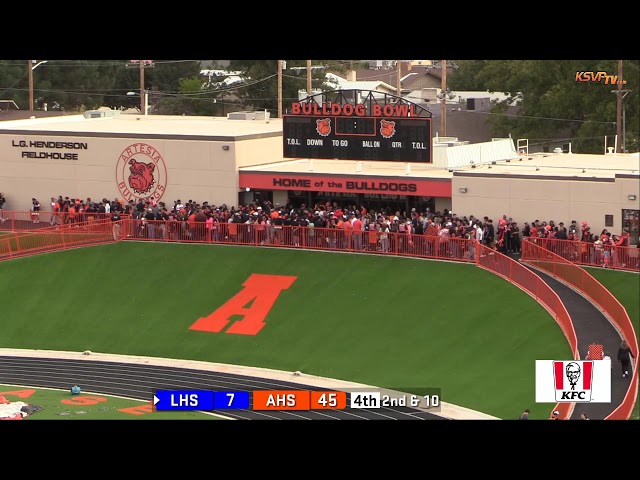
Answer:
(111, 209, 122, 240)
(613, 230, 630, 268)
(31, 197, 41, 223)
(0, 192, 6, 222)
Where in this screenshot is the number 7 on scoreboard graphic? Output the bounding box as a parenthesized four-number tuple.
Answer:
(213, 391, 250, 410)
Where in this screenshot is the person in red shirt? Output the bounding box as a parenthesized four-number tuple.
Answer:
(613, 230, 630, 268)
(342, 215, 353, 249)
(352, 215, 363, 250)
(188, 211, 197, 239)
(49, 197, 59, 226)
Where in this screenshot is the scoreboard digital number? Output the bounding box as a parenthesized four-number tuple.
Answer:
(283, 115, 432, 163)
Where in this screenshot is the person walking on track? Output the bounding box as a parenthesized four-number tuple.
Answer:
(617, 340, 635, 378)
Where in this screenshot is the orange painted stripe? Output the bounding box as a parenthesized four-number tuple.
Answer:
(252, 390, 310, 410)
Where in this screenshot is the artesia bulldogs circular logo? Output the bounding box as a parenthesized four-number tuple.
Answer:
(116, 143, 168, 202)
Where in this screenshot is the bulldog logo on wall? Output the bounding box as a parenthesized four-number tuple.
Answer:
(116, 143, 168, 202)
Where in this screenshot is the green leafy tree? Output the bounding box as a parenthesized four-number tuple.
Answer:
(108, 60, 204, 112)
(32, 60, 121, 111)
(153, 77, 222, 116)
(449, 60, 639, 153)
(226, 60, 339, 117)
(0, 60, 120, 111)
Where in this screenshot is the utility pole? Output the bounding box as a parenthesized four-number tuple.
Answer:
(278, 60, 283, 118)
(28, 60, 48, 112)
(396, 60, 402, 97)
(616, 60, 623, 153)
(126, 60, 154, 115)
(441, 60, 447, 137)
(612, 60, 632, 153)
(139, 61, 146, 116)
(306, 60, 312, 95)
(28, 60, 34, 112)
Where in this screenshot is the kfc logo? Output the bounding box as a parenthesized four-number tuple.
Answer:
(116, 143, 168, 202)
(535, 360, 611, 404)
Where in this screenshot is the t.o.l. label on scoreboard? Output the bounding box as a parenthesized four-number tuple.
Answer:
(535, 360, 611, 403)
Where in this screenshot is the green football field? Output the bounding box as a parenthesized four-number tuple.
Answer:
(0, 384, 221, 420)
(0, 241, 575, 419)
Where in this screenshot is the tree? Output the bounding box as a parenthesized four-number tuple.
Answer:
(109, 60, 204, 112)
(449, 60, 639, 153)
(153, 77, 222, 116)
(226, 60, 338, 116)
(0, 60, 120, 111)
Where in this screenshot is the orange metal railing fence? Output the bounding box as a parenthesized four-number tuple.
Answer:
(0, 218, 118, 261)
(118, 219, 479, 263)
(0, 211, 128, 232)
(527, 237, 639, 272)
(522, 238, 639, 420)
(476, 242, 579, 420)
(2, 214, 631, 418)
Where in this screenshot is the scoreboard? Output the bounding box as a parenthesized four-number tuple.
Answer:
(283, 115, 432, 163)
(153, 389, 441, 412)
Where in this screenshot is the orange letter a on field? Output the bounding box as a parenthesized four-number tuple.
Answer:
(189, 274, 297, 335)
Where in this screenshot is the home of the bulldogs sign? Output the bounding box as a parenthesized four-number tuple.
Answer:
(116, 143, 168, 202)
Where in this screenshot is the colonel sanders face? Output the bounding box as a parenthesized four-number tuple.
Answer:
(566, 362, 581, 388)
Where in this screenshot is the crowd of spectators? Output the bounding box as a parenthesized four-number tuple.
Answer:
(1, 193, 636, 260)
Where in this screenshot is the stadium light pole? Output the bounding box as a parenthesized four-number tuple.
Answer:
(28, 60, 48, 112)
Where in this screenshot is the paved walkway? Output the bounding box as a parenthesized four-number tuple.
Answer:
(526, 268, 630, 420)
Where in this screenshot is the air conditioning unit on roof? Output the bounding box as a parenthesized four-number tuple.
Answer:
(83, 110, 120, 119)
(227, 111, 270, 121)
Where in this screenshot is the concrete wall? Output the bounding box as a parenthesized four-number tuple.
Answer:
(435, 197, 452, 213)
(0, 132, 270, 211)
(235, 135, 285, 168)
(452, 174, 640, 235)
(273, 190, 288, 206)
